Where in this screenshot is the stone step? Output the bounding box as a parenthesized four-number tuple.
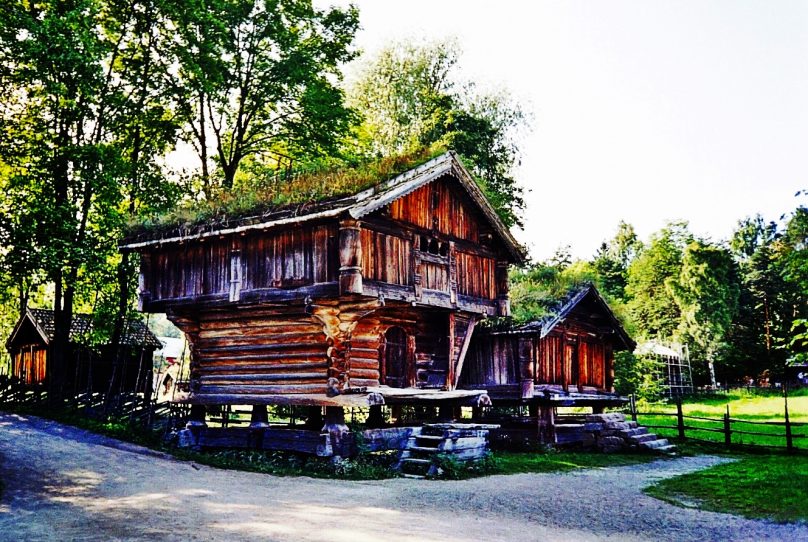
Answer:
(408, 446, 441, 454)
(640, 438, 670, 450)
(401, 458, 432, 465)
(655, 444, 678, 455)
(619, 427, 649, 438)
(630, 433, 657, 443)
(627, 421, 639, 429)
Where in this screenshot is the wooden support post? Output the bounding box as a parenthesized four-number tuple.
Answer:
(391, 405, 403, 424)
(519, 336, 534, 399)
(676, 397, 685, 440)
(495, 261, 510, 316)
(630, 393, 638, 422)
(447, 313, 456, 389)
(188, 404, 207, 426)
(304, 406, 323, 430)
(323, 406, 351, 457)
(366, 405, 385, 428)
(528, 402, 539, 419)
(538, 405, 555, 445)
(472, 405, 483, 421)
(784, 385, 794, 453)
(338, 219, 363, 295)
(723, 405, 731, 447)
(250, 405, 269, 428)
(438, 405, 453, 422)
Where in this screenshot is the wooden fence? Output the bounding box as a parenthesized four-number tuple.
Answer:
(626, 395, 807, 453)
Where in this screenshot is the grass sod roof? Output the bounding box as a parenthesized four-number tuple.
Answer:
(488, 283, 635, 351)
(122, 147, 525, 262)
(125, 145, 447, 242)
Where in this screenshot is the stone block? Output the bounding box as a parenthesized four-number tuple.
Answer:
(584, 422, 604, 431)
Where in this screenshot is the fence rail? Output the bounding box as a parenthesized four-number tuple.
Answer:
(627, 394, 806, 453)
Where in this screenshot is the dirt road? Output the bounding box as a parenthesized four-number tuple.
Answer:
(0, 413, 804, 542)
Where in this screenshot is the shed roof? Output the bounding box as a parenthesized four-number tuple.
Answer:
(121, 151, 524, 262)
(503, 284, 636, 350)
(6, 308, 162, 350)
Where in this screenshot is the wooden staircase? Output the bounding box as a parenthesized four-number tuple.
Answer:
(555, 412, 677, 455)
(395, 423, 495, 478)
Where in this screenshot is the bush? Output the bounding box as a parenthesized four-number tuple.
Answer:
(614, 351, 665, 401)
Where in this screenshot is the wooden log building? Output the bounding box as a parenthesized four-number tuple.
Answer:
(121, 152, 525, 420)
(5, 308, 161, 395)
(460, 284, 635, 442)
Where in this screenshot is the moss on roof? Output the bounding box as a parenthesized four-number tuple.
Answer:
(129, 144, 447, 238)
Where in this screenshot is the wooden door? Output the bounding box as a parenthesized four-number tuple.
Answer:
(382, 327, 409, 388)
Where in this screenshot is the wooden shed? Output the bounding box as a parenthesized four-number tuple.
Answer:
(121, 152, 524, 416)
(461, 284, 635, 404)
(5, 308, 162, 395)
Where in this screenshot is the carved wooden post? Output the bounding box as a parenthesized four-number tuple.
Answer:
(447, 313, 456, 389)
(323, 406, 351, 457)
(496, 261, 510, 316)
(449, 241, 457, 305)
(339, 218, 362, 295)
(137, 253, 151, 311)
(411, 232, 423, 300)
(519, 336, 534, 400)
(229, 237, 242, 302)
(537, 405, 555, 444)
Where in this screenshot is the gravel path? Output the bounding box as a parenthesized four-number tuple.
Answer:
(0, 412, 805, 542)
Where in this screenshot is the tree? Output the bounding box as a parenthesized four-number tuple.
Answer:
(592, 221, 642, 300)
(0, 0, 180, 400)
(165, 0, 359, 192)
(348, 40, 528, 228)
(625, 222, 693, 340)
(671, 241, 740, 387)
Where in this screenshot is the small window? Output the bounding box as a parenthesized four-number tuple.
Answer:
(429, 239, 439, 254)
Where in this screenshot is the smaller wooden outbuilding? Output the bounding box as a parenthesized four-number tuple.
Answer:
(6, 308, 162, 395)
(460, 284, 635, 443)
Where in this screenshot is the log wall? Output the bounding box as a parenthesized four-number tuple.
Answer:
(461, 324, 613, 392)
(177, 305, 331, 400)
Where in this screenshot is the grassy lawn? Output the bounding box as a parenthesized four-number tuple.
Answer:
(645, 453, 808, 523)
(635, 388, 808, 450)
(490, 449, 658, 475)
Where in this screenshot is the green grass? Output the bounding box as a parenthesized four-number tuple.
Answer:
(635, 388, 808, 450)
(489, 449, 659, 475)
(130, 144, 448, 236)
(645, 454, 808, 523)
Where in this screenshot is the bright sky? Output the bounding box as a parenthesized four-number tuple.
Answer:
(318, 0, 808, 261)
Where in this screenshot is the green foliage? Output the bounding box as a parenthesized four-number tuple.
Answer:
(179, 448, 399, 480)
(508, 261, 598, 323)
(625, 222, 693, 340)
(165, 0, 360, 192)
(347, 39, 528, 228)
(429, 452, 499, 480)
(613, 351, 665, 401)
(671, 241, 740, 385)
(645, 454, 808, 523)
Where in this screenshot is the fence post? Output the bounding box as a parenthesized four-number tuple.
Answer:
(630, 393, 637, 422)
(724, 404, 731, 447)
(784, 383, 793, 453)
(676, 396, 685, 440)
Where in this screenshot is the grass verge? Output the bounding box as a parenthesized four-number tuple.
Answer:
(645, 454, 808, 523)
(490, 449, 659, 475)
